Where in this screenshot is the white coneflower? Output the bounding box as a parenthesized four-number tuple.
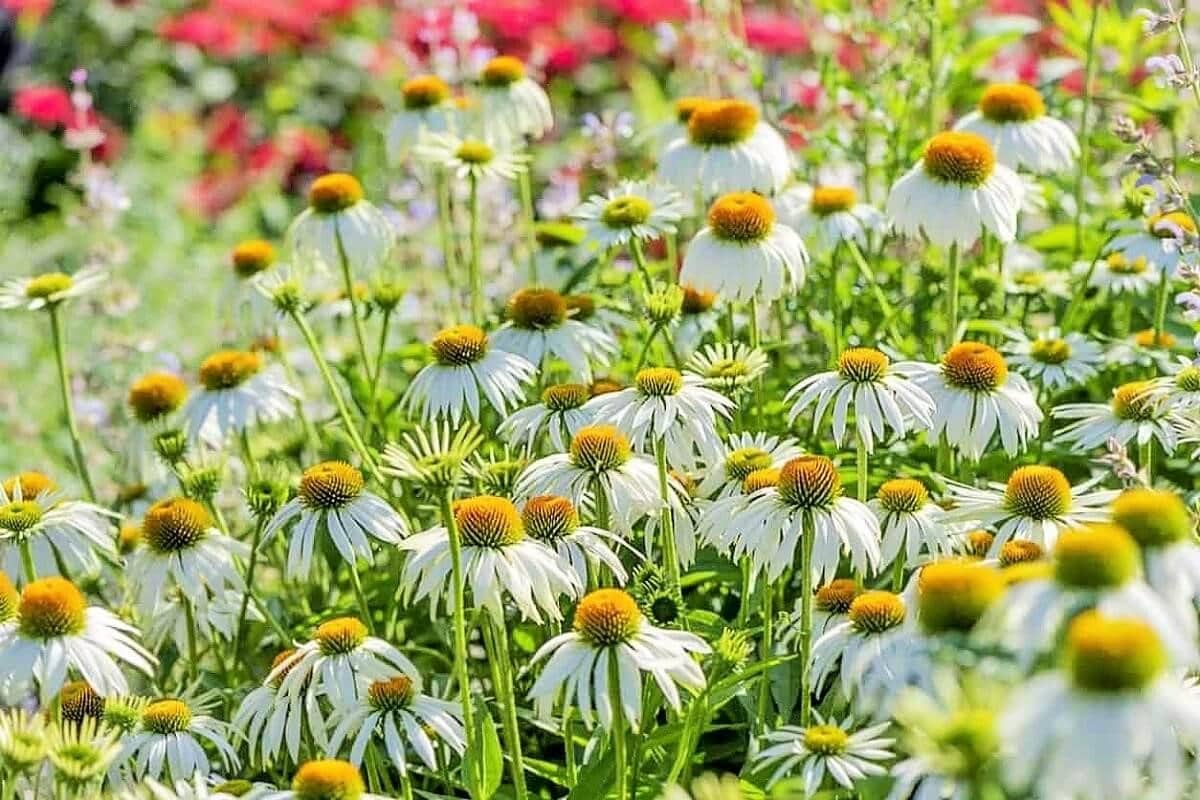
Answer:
(327, 674, 465, 776)
(572, 180, 686, 251)
(696, 433, 802, 500)
(685, 342, 769, 397)
(658, 98, 791, 197)
(0, 577, 154, 702)
(399, 495, 581, 623)
(754, 715, 894, 792)
(1003, 246, 1072, 299)
(527, 588, 710, 730)
(782, 579, 861, 646)
(403, 324, 536, 424)
(380, 421, 483, 495)
(1002, 328, 1102, 392)
(476, 55, 553, 141)
(232, 647, 328, 767)
(870, 478, 954, 568)
(121, 697, 239, 781)
(887, 131, 1023, 248)
(45, 716, 122, 794)
(386, 74, 456, 160)
(787, 348, 934, 454)
(183, 349, 298, 446)
(498, 383, 594, 452)
(584, 367, 733, 469)
(261, 462, 407, 580)
(1053, 380, 1182, 453)
(1111, 489, 1200, 621)
(999, 613, 1200, 800)
(516, 425, 664, 533)
(145, 587, 261, 653)
(1082, 250, 1161, 295)
(288, 173, 394, 274)
(1105, 209, 1196, 273)
(263, 759, 391, 800)
(0, 265, 106, 311)
(910, 341, 1041, 459)
(1151, 357, 1200, 412)
(491, 287, 618, 381)
(776, 184, 887, 251)
(415, 133, 530, 182)
(697, 467, 782, 557)
(810, 590, 912, 706)
(954, 83, 1078, 173)
(521, 495, 630, 586)
(0, 471, 117, 584)
(126, 497, 247, 615)
(946, 465, 1117, 553)
(140, 774, 276, 799)
(681, 192, 808, 302)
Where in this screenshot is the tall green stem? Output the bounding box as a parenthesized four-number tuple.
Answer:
(609, 655, 629, 800)
(754, 581, 774, 730)
(1152, 266, 1172, 347)
(19, 540, 37, 583)
(434, 168, 459, 294)
(347, 560, 375, 634)
(181, 593, 200, 682)
(438, 490, 477, 765)
(654, 438, 681, 591)
(47, 305, 96, 502)
(232, 517, 266, 665)
(367, 308, 393, 435)
(468, 174, 484, 325)
(334, 221, 374, 381)
(855, 436, 869, 502)
(829, 247, 842, 357)
(1071, 0, 1100, 262)
(945, 242, 960, 349)
(518, 169, 539, 285)
(798, 515, 816, 725)
(485, 616, 528, 800)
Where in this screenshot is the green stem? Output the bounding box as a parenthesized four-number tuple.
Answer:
(518, 169, 539, 285)
(334, 220, 375, 382)
(398, 773, 414, 800)
(347, 559, 375, 634)
(798, 514, 816, 725)
(1152, 264, 1172, 346)
(891, 548, 907, 593)
(654, 438, 681, 591)
(630, 238, 654, 289)
(47, 305, 96, 502)
(1140, 439, 1154, 485)
(609, 654, 629, 800)
(945, 242, 960, 349)
(485, 616, 528, 800)
(748, 294, 764, 426)
(232, 517, 266, 666)
(755, 581, 774, 731)
(1063, 231, 1117, 331)
(829, 246, 842, 357)
(1071, 0, 1100, 262)
(855, 435, 869, 503)
(182, 593, 200, 682)
(19, 540, 37, 583)
(562, 707, 578, 787)
(367, 307, 393, 435)
(845, 240, 901, 342)
(438, 490, 477, 765)
(468, 173, 484, 326)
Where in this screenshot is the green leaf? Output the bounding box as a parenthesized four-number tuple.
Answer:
(463, 703, 503, 800)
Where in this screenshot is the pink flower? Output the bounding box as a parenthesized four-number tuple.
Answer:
(12, 85, 74, 129)
(602, 0, 688, 26)
(159, 11, 242, 57)
(745, 10, 810, 55)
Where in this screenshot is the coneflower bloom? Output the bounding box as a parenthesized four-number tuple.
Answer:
(696, 432, 802, 500)
(731, 456, 882, 583)
(0, 473, 117, 584)
(415, 133, 530, 183)
(527, 588, 710, 730)
(387, 74, 456, 159)
(184, 349, 298, 446)
(810, 590, 911, 704)
(1053, 380, 1182, 453)
(1106, 209, 1197, 273)
(584, 367, 733, 469)
(403, 325, 536, 424)
(0, 265, 106, 311)
(1001, 328, 1102, 392)
(1110, 489, 1200, 626)
(327, 674, 465, 776)
(870, 478, 955, 568)
(126, 497, 247, 615)
(754, 715, 894, 792)
(264, 759, 391, 800)
(887, 131, 1023, 248)
(776, 184, 887, 251)
(1083, 251, 1161, 295)
(681, 192, 808, 302)
(954, 83, 1079, 173)
(786, 348, 935, 453)
(261, 462, 408, 580)
(999, 613, 1200, 800)
(380, 421, 483, 494)
(572, 180, 686, 251)
(0, 577, 154, 702)
(910, 341, 1041, 459)
(146, 587, 261, 653)
(658, 98, 790, 197)
(233, 647, 328, 766)
(516, 425, 663, 533)
(697, 467, 782, 556)
(685, 342, 769, 397)
(121, 697, 239, 781)
(782, 579, 860, 646)
(498, 383, 594, 452)
(522, 495, 630, 586)
(491, 288, 617, 380)
(288, 173, 394, 275)
(476, 55, 553, 140)
(1150, 357, 1200, 412)
(45, 715, 122, 793)
(399, 496, 581, 623)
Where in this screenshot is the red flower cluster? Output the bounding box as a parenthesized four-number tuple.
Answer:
(159, 0, 369, 58)
(11, 84, 124, 162)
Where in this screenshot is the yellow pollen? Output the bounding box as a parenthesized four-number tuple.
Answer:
(978, 83, 1046, 123)
(1111, 381, 1157, 421)
(292, 759, 366, 800)
(848, 590, 906, 633)
(601, 195, 653, 228)
(1106, 252, 1148, 274)
(742, 467, 781, 494)
(1004, 466, 1072, 520)
(141, 700, 192, 735)
(922, 132, 996, 186)
(508, 288, 567, 329)
(522, 495, 579, 542)
(778, 456, 842, 509)
(308, 173, 364, 213)
(570, 425, 632, 472)
(315, 617, 368, 655)
(574, 588, 641, 646)
(674, 96, 708, 123)
(198, 350, 262, 391)
(1133, 329, 1175, 349)
(999, 539, 1044, 566)
(802, 724, 849, 755)
(635, 367, 684, 397)
(815, 578, 859, 614)
(725, 448, 773, 482)
(3, 471, 55, 500)
(877, 478, 929, 513)
(0, 571, 16, 622)
(687, 99, 759, 146)
(589, 378, 623, 396)
(128, 372, 188, 422)
(964, 529, 995, 558)
(941, 341, 1008, 392)
(142, 498, 210, 553)
(837, 347, 889, 382)
(1066, 612, 1165, 693)
(231, 239, 276, 278)
(18, 578, 87, 639)
(454, 496, 525, 547)
(1111, 489, 1194, 547)
(564, 294, 595, 320)
(1148, 210, 1197, 238)
(59, 681, 104, 723)
(1029, 338, 1072, 365)
(542, 383, 589, 411)
(402, 75, 451, 109)
(917, 561, 1004, 634)
(810, 186, 857, 216)
(431, 325, 488, 366)
(118, 523, 142, 554)
(1175, 366, 1200, 392)
(1054, 524, 1139, 589)
(681, 285, 717, 314)
(299, 461, 364, 509)
(24, 272, 73, 300)
(368, 676, 416, 711)
(455, 140, 494, 165)
(481, 55, 526, 87)
(707, 192, 775, 242)
(0, 500, 42, 533)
